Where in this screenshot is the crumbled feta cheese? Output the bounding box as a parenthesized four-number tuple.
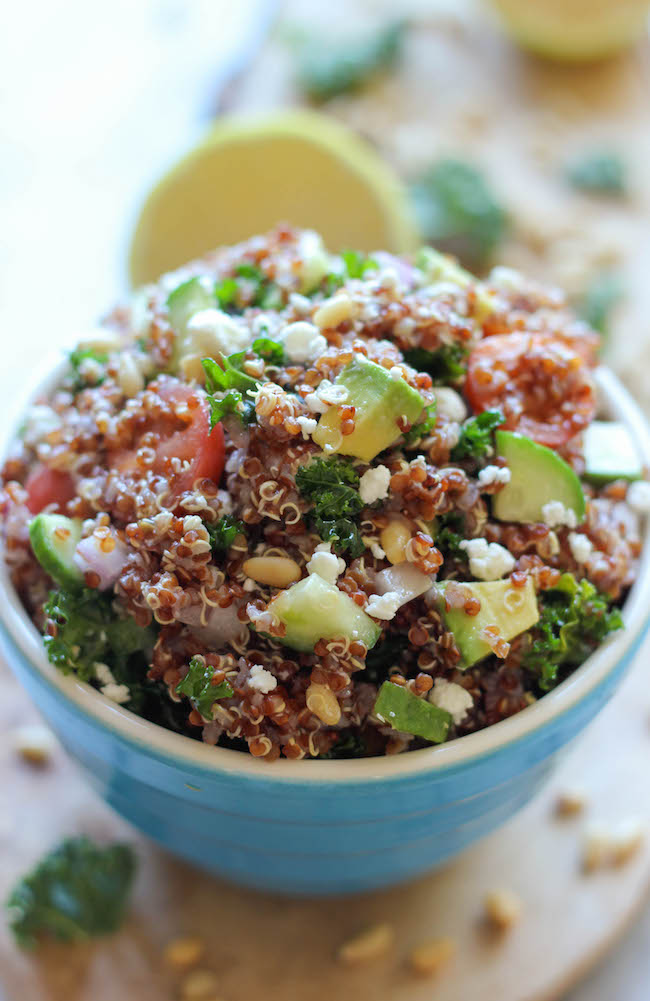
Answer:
(248, 664, 278, 694)
(359, 465, 391, 505)
(541, 501, 578, 529)
(100, 683, 131, 705)
(568, 532, 593, 564)
(429, 678, 473, 726)
(186, 308, 249, 356)
(306, 543, 345, 585)
(22, 405, 62, 448)
(458, 538, 515, 580)
(242, 577, 256, 592)
(432, 387, 467, 423)
(365, 591, 402, 620)
(626, 480, 650, 513)
(281, 321, 327, 363)
(389, 366, 404, 380)
(478, 464, 511, 488)
(94, 662, 116, 686)
(296, 415, 318, 439)
(289, 292, 312, 315)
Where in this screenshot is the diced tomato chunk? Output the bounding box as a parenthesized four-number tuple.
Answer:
(24, 465, 76, 515)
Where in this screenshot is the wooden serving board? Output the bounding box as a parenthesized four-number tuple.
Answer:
(1, 633, 649, 1001)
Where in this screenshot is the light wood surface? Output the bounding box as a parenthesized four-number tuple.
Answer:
(2, 1, 650, 999)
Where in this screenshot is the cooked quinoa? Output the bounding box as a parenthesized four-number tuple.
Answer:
(1, 226, 645, 760)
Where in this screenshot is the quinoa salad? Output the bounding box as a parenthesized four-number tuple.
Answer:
(2, 226, 648, 761)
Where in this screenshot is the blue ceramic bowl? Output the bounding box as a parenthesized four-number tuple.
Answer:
(1, 366, 649, 896)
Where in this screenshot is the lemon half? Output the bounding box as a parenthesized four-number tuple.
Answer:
(128, 109, 418, 287)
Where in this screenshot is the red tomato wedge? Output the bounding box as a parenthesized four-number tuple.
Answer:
(25, 465, 76, 515)
(111, 377, 225, 504)
(465, 332, 596, 448)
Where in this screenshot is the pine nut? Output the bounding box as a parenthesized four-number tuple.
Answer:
(306, 682, 341, 725)
(117, 353, 145, 398)
(484, 889, 522, 930)
(338, 922, 394, 964)
(313, 292, 356, 329)
(380, 517, 412, 565)
(13, 724, 56, 765)
(163, 936, 204, 969)
(555, 788, 587, 818)
(242, 556, 301, 588)
(409, 936, 456, 977)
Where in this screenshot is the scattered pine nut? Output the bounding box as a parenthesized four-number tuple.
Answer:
(337, 922, 394, 965)
(163, 936, 204, 969)
(180, 968, 219, 1000)
(611, 819, 645, 867)
(582, 824, 611, 873)
(408, 936, 456, 977)
(555, 789, 587, 818)
(484, 889, 522, 931)
(582, 820, 646, 873)
(13, 724, 56, 765)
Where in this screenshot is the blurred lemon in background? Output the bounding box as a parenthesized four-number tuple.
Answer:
(128, 109, 418, 287)
(489, 0, 650, 61)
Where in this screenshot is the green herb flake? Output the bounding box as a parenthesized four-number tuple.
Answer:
(566, 150, 626, 195)
(68, 347, 109, 391)
(320, 731, 368, 759)
(434, 511, 467, 559)
(215, 276, 239, 309)
(576, 272, 624, 336)
(206, 514, 245, 554)
(252, 337, 285, 365)
(202, 356, 259, 430)
(409, 159, 507, 271)
(295, 456, 365, 558)
(404, 343, 468, 384)
(341, 250, 379, 279)
(294, 20, 405, 102)
(7, 836, 136, 949)
(403, 401, 437, 446)
(524, 573, 623, 691)
(176, 655, 234, 719)
(451, 409, 504, 462)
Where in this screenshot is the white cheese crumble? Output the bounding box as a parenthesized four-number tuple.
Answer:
(306, 543, 346, 586)
(429, 678, 473, 726)
(365, 591, 402, 620)
(363, 538, 386, 560)
(626, 480, 650, 513)
(248, 664, 278, 694)
(296, 415, 318, 440)
(459, 538, 515, 581)
(359, 465, 391, 505)
(22, 405, 62, 448)
(432, 387, 467, 423)
(478, 464, 511, 488)
(541, 500, 579, 529)
(186, 308, 249, 356)
(100, 683, 131, 705)
(281, 321, 327, 363)
(389, 365, 404, 380)
(304, 379, 349, 413)
(568, 532, 593, 564)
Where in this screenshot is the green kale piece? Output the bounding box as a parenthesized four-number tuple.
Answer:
(404, 343, 468, 383)
(434, 511, 467, 559)
(7, 837, 136, 948)
(576, 272, 624, 337)
(451, 409, 504, 462)
(403, 401, 437, 446)
(321, 731, 368, 759)
(206, 515, 245, 554)
(43, 588, 154, 693)
(214, 276, 239, 309)
(235, 263, 282, 309)
(252, 337, 285, 365)
(363, 633, 409, 685)
(295, 456, 365, 558)
(566, 151, 626, 195)
(68, 347, 109, 392)
(294, 21, 405, 102)
(524, 573, 623, 690)
(176, 655, 234, 719)
(410, 159, 507, 271)
(202, 356, 258, 429)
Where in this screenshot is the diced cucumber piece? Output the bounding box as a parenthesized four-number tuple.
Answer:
(584, 421, 642, 484)
(312, 357, 425, 462)
(435, 577, 539, 667)
(493, 430, 585, 525)
(373, 681, 451, 744)
(166, 276, 215, 337)
(265, 574, 381, 653)
(29, 514, 84, 589)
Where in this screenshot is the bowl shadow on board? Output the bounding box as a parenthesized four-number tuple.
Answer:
(1, 364, 649, 896)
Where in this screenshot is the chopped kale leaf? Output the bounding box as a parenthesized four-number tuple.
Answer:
(321, 731, 368, 759)
(202, 356, 258, 429)
(294, 20, 405, 102)
(7, 837, 136, 948)
(566, 150, 626, 195)
(206, 514, 245, 554)
(364, 633, 409, 685)
(451, 409, 504, 462)
(176, 655, 234, 719)
(252, 337, 285, 365)
(296, 456, 365, 557)
(404, 343, 468, 383)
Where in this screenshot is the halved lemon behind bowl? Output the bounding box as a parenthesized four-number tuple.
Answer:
(128, 109, 419, 287)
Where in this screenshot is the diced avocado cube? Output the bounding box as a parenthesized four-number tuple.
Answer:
(29, 514, 84, 590)
(584, 421, 642, 484)
(416, 246, 474, 288)
(435, 577, 539, 667)
(312, 357, 425, 462)
(373, 681, 451, 744)
(265, 574, 381, 653)
(493, 430, 585, 525)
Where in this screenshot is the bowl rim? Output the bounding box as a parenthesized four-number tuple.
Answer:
(1, 357, 649, 785)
